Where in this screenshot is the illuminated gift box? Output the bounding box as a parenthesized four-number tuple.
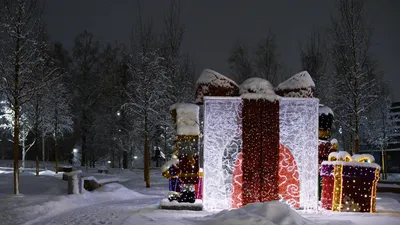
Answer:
(320, 152, 380, 212)
(202, 72, 319, 211)
(195, 168, 203, 200)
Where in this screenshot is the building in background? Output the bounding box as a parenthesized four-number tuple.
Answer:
(359, 101, 400, 174)
(386, 102, 400, 173)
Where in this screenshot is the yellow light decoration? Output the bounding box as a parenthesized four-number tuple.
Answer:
(318, 129, 331, 140)
(328, 151, 352, 162)
(332, 164, 344, 211)
(328, 155, 337, 162)
(321, 153, 380, 213)
(370, 168, 380, 213)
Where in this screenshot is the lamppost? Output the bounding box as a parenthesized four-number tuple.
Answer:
(72, 148, 79, 168)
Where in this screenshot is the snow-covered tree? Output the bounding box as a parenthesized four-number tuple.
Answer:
(29, 22, 57, 176)
(41, 81, 74, 173)
(40, 42, 71, 164)
(158, 0, 195, 156)
(0, 103, 35, 170)
(328, 0, 379, 154)
(124, 4, 170, 187)
(124, 49, 168, 188)
(0, 0, 58, 194)
(360, 80, 395, 151)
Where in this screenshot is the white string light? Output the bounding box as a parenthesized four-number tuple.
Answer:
(279, 98, 319, 211)
(203, 97, 319, 212)
(203, 97, 242, 211)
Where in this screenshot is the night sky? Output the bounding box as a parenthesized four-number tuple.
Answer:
(43, 0, 400, 101)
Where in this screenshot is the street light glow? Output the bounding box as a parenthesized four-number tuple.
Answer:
(73, 148, 78, 153)
(133, 156, 138, 159)
(116, 111, 121, 116)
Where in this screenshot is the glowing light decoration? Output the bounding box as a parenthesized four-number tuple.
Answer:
(203, 97, 242, 211)
(279, 98, 319, 211)
(231, 152, 243, 208)
(278, 143, 300, 209)
(320, 153, 380, 212)
(241, 98, 280, 206)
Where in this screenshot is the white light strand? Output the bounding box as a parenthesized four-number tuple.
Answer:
(203, 98, 242, 211)
(279, 98, 319, 212)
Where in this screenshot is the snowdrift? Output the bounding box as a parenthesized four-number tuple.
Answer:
(200, 201, 314, 225)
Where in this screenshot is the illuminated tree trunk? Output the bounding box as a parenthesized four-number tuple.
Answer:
(123, 151, 128, 169)
(42, 131, 45, 161)
(13, 110, 20, 195)
(144, 113, 150, 188)
(13, 8, 21, 194)
(352, 17, 360, 155)
(35, 119, 40, 176)
(22, 136, 26, 169)
(55, 111, 59, 173)
(81, 113, 87, 167)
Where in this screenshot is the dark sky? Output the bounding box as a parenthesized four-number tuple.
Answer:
(42, 0, 400, 101)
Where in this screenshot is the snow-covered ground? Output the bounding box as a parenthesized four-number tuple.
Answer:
(0, 161, 400, 225)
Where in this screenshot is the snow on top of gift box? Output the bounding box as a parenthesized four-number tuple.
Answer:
(319, 104, 334, 116)
(196, 69, 238, 88)
(275, 71, 315, 98)
(276, 71, 315, 91)
(323, 151, 380, 169)
(195, 69, 240, 104)
(240, 77, 280, 102)
(328, 151, 352, 162)
(352, 154, 375, 163)
(239, 77, 275, 95)
(170, 103, 200, 136)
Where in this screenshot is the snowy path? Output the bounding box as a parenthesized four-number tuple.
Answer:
(27, 195, 400, 225)
(28, 197, 213, 225)
(30, 198, 162, 225)
(1, 166, 400, 225)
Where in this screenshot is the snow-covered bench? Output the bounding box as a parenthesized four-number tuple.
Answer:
(97, 166, 109, 174)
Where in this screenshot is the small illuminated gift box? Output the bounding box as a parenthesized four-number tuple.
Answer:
(320, 152, 380, 212)
(195, 168, 203, 200)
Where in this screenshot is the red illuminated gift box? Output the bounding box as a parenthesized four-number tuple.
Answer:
(320, 152, 380, 212)
(195, 169, 203, 200)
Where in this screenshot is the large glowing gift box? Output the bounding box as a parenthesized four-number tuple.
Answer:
(202, 96, 319, 211)
(320, 152, 380, 212)
(196, 70, 319, 211)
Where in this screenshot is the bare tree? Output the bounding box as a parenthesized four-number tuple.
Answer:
(70, 30, 101, 168)
(300, 29, 330, 102)
(329, 0, 378, 154)
(254, 31, 282, 85)
(0, 0, 58, 194)
(228, 42, 254, 84)
(91, 43, 127, 168)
